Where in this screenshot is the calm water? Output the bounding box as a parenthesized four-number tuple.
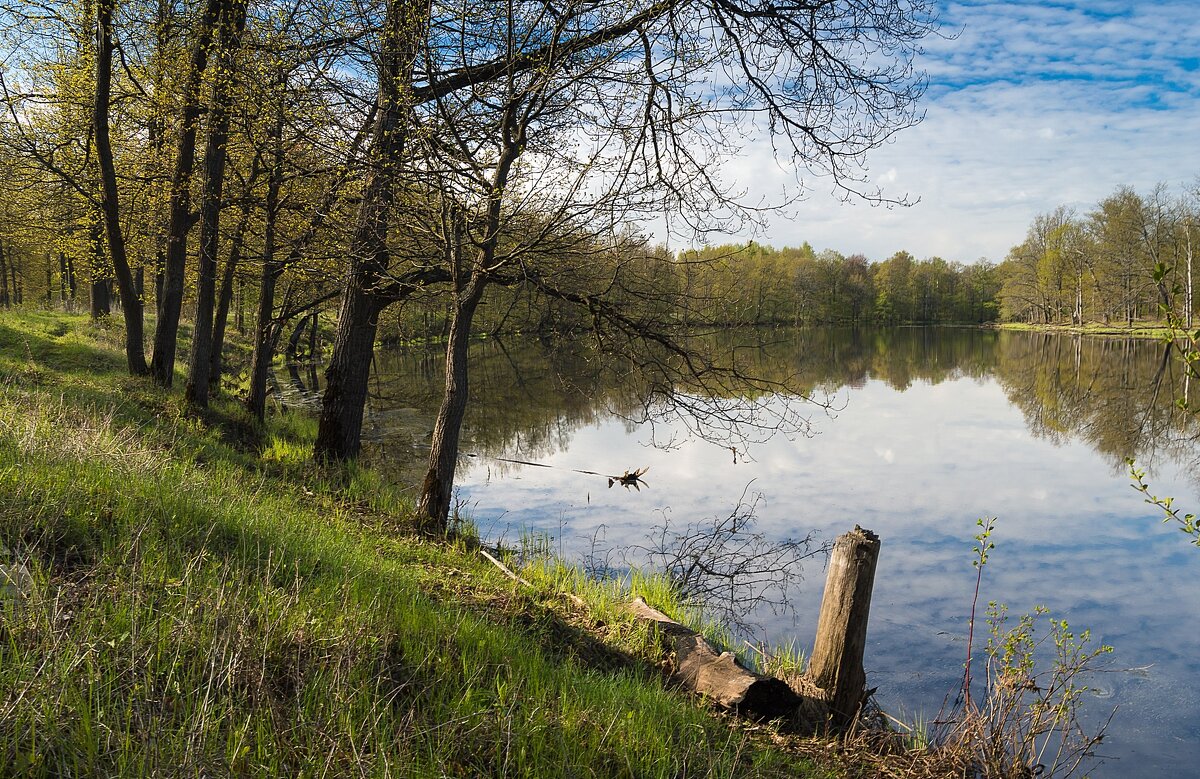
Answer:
(304, 328, 1199, 777)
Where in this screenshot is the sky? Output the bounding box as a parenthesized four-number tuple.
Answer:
(710, 0, 1200, 265)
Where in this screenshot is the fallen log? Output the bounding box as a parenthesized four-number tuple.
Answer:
(629, 596, 801, 720)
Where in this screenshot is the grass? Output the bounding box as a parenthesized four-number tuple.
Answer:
(0, 309, 848, 778)
(995, 320, 1177, 339)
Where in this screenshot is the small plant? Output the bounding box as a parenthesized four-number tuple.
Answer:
(945, 519, 1114, 779)
(964, 516, 996, 708)
(1128, 459, 1200, 546)
(758, 638, 807, 679)
(627, 489, 828, 635)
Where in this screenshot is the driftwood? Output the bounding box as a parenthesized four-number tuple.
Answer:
(629, 596, 801, 720)
(476, 524, 882, 731)
(479, 548, 587, 609)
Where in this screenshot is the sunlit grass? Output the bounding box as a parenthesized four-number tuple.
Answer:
(0, 309, 833, 778)
(996, 320, 1175, 339)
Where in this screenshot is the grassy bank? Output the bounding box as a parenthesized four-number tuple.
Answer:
(995, 320, 1176, 339)
(0, 310, 858, 777)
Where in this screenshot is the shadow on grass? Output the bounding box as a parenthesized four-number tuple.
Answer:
(0, 318, 127, 379)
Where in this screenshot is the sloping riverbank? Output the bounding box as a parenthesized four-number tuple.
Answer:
(1, 310, 1059, 777)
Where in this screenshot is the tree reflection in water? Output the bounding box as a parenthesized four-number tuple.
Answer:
(344, 327, 1198, 779)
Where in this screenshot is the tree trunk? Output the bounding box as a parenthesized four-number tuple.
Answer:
(417, 282, 484, 531)
(246, 105, 285, 423)
(208, 200, 251, 394)
(59, 253, 75, 305)
(185, 0, 248, 407)
(1185, 224, 1194, 331)
(314, 0, 427, 462)
(806, 526, 880, 727)
(90, 279, 112, 318)
(0, 240, 9, 307)
(628, 597, 802, 720)
(93, 0, 147, 371)
(7, 247, 19, 305)
(286, 312, 315, 362)
(314, 276, 389, 456)
(149, 0, 227, 386)
(245, 263, 281, 421)
(89, 224, 112, 318)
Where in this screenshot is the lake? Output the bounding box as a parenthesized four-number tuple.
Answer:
(290, 327, 1199, 777)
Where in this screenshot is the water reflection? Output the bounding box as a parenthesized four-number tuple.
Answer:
(355, 329, 1199, 480)
(319, 328, 1198, 779)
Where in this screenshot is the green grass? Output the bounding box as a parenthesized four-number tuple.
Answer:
(0, 309, 839, 778)
(995, 320, 1176, 339)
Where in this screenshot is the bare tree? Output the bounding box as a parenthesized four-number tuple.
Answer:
(93, 0, 148, 373)
(314, 0, 936, 482)
(184, 0, 250, 406)
(629, 490, 828, 635)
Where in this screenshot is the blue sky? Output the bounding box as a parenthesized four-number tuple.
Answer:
(719, 0, 1200, 264)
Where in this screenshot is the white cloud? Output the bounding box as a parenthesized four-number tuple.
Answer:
(701, 0, 1200, 263)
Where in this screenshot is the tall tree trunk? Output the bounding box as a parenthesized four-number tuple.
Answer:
(59, 253, 72, 305)
(314, 0, 427, 462)
(1185, 224, 1194, 331)
(89, 281, 111, 317)
(1074, 259, 1083, 325)
(208, 199, 252, 394)
(149, 0, 227, 386)
(235, 274, 244, 333)
(185, 0, 248, 407)
(417, 283, 484, 531)
(246, 104, 285, 423)
(7, 246, 19, 305)
(93, 0, 147, 370)
(416, 108, 524, 531)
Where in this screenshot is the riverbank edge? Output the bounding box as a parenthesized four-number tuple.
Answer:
(1, 309, 977, 777)
(993, 321, 1177, 339)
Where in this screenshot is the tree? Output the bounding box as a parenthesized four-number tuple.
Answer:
(306, 0, 937, 537)
(312, 0, 430, 456)
(998, 207, 1078, 324)
(874, 250, 915, 322)
(183, 0, 249, 406)
(93, 0, 149, 374)
(313, 0, 936, 470)
(149, 0, 234, 386)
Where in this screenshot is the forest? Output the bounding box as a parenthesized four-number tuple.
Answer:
(1, 0, 1194, 534)
(0, 0, 942, 531)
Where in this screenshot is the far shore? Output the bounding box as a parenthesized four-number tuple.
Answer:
(992, 321, 1179, 339)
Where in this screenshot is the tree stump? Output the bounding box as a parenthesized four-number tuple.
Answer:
(806, 525, 881, 726)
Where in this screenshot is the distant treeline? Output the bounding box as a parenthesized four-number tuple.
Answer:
(996, 182, 1199, 327)
(673, 244, 1001, 326)
(386, 243, 1002, 340)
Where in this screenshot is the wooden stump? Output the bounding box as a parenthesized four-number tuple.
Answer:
(629, 597, 801, 720)
(806, 525, 880, 726)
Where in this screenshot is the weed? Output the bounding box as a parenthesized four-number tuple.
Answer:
(936, 519, 1114, 779)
